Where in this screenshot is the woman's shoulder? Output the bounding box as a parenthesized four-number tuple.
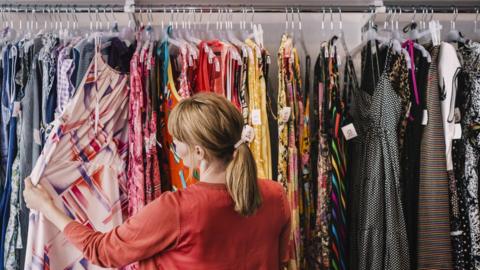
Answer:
(258, 179, 290, 219)
(258, 179, 287, 205)
(258, 179, 285, 195)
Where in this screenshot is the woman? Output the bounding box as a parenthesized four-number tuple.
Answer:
(23, 93, 291, 269)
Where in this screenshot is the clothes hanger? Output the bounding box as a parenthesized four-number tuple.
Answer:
(3, 6, 17, 42)
(446, 8, 465, 43)
(185, 8, 201, 46)
(175, 6, 199, 63)
(474, 8, 480, 40)
(176, 8, 199, 65)
(401, 9, 431, 62)
(119, 5, 135, 45)
(164, 9, 186, 51)
(246, 6, 260, 46)
(319, 8, 328, 41)
(226, 8, 246, 51)
(296, 7, 309, 55)
(186, 9, 200, 62)
(417, 7, 433, 43)
(337, 8, 351, 57)
(350, 8, 389, 56)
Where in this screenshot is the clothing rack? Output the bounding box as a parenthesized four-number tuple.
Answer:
(0, 3, 477, 14)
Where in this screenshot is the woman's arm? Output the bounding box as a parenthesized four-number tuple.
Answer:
(23, 178, 180, 268)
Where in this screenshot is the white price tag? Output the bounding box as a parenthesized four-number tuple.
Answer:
(341, 123, 358, 141)
(214, 59, 220, 72)
(324, 47, 329, 58)
(251, 109, 262, 125)
(279, 107, 292, 123)
(33, 129, 41, 145)
(453, 123, 462, 140)
(12, 102, 21, 117)
(266, 55, 271, 64)
(421, 110, 428, 126)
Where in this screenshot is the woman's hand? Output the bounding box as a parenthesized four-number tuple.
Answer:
(23, 177, 55, 213)
(23, 177, 74, 231)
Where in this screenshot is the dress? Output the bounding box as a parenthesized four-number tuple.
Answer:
(327, 42, 347, 270)
(355, 45, 410, 270)
(417, 45, 454, 270)
(127, 45, 146, 217)
(313, 45, 331, 270)
(439, 42, 469, 270)
(160, 41, 195, 191)
(245, 39, 272, 180)
(456, 41, 480, 269)
(24, 50, 129, 270)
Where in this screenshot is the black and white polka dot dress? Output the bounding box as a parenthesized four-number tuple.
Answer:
(354, 45, 411, 270)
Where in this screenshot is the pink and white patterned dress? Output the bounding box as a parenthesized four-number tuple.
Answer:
(25, 51, 130, 270)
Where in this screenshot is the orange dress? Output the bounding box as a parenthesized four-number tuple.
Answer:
(161, 43, 197, 190)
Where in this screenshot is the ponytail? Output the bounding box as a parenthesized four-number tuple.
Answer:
(226, 143, 262, 216)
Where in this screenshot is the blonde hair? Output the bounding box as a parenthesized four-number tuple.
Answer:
(168, 93, 262, 216)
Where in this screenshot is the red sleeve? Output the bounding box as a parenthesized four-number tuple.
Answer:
(279, 187, 292, 266)
(63, 192, 180, 268)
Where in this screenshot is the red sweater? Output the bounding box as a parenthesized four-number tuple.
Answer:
(64, 180, 291, 270)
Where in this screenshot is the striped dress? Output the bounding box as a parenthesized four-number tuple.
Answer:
(327, 43, 348, 270)
(417, 45, 454, 269)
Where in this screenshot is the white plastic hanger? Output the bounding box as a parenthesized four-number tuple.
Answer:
(446, 8, 465, 43)
(296, 8, 308, 55)
(350, 9, 389, 56)
(474, 8, 480, 40)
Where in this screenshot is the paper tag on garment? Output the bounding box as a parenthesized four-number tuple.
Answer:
(341, 123, 358, 141)
(337, 54, 342, 66)
(421, 110, 428, 126)
(251, 109, 262, 125)
(453, 123, 462, 140)
(214, 59, 220, 72)
(12, 102, 21, 117)
(279, 107, 292, 123)
(266, 55, 271, 65)
(33, 129, 41, 145)
(324, 47, 329, 58)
